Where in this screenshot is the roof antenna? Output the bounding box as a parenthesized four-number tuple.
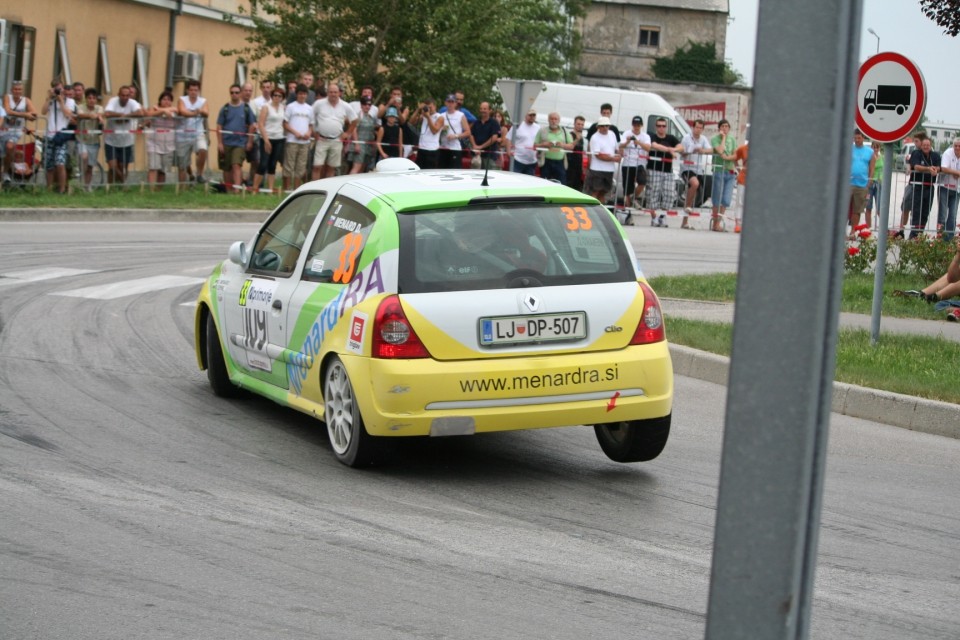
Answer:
(481, 157, 490, 187)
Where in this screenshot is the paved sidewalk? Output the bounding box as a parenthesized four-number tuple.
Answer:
(661, 298, 960, 439)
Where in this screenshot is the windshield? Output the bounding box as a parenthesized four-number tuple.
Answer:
(397, 202, 636, 293)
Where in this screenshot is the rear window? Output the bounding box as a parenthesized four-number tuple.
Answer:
(397, 203, 636, 293)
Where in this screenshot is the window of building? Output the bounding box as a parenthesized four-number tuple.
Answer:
(133, 44, 149, 105)
(0, 22, 36, 95)
(638, 27, 661, 48)
(96, 38, 112, 97)
(53, 30, 72, 84)
(235, 61, 247, 87)
(930, 129, 938, 138)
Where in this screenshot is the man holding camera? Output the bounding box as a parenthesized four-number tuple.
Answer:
(409, 98, 442, 169)
(40, 80, 77, 193)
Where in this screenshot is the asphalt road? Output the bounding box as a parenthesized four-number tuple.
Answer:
(1, 222, 957, 639)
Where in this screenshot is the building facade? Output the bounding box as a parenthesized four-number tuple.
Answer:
(578, 0, 729, 85)
(0, 0, 271, 110)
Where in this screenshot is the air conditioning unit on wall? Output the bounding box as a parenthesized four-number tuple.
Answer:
(173, 51, 203, 81)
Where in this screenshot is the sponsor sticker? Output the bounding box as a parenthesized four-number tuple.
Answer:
(239, 278, 279, 310)
(346, 311, 368, 354)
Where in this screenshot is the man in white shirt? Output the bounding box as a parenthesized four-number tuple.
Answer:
(619, 115, 651, 222)
(104, 85, 145, 184)
(939, 138, 960, 242)
(679, 119, 712, 228)
(177, 80, 209, 183)
(438, 94, 470, 169)
(251, 80, 273, 114)
(585, 117, 621, 206)
(409, 98, 442, 169)
(40, 80, 77, 193)
(511, 109, 541, 175)
(311, 82, 357, 179)
(283, 84, 314, 190)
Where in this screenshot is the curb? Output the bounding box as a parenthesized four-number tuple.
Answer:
(669, 344, 960, 440)
(0, 208, 266, 223)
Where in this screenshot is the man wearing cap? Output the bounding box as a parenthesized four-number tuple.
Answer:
(585, 116, 620, 205)
(619, 115, 651, 223)
(439, 90, 477, 125)
(511, 109, 541, 175)
(311, 81, 358, 179)
(438, 94, 470, 169)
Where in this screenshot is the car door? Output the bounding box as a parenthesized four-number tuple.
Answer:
(221, 191, 329, 389)
(282, 191, 386, 398)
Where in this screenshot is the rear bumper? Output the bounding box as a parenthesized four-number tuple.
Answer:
(343, 342, 673, 437)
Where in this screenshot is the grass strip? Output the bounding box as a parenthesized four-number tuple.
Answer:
(666, 317, 960, 404)
(1, 186, 278, 211)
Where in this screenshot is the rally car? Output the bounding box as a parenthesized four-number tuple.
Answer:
(195, 159, 673, 467)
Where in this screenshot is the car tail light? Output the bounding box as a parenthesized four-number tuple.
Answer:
(372, 295, 431, 359)
(629, 282, 666, 345)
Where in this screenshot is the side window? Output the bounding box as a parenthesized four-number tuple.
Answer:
(303, 196, 376, 283)
(250, 192, 327, 275)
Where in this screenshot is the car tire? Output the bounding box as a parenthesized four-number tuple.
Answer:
(323, 357, 379, 467)
(594, 414, 671, 463)
(206, 313, 242, 398)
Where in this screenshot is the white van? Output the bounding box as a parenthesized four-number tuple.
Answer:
(525, 82, 708, 208)
(529, 81, 691, 142)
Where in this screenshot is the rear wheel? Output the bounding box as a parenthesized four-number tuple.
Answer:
(205, 313, 241, 397)
(323, 357, 379, 467)
(594, 414, 671, 463)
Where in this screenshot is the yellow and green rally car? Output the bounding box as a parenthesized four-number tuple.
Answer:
(195, 159, 673, 467)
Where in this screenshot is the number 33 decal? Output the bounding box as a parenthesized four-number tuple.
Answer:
(333, 232, 364, 283)
(562, 206, 593, 231)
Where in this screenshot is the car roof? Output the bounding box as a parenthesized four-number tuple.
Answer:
(289, 169, 597, 212)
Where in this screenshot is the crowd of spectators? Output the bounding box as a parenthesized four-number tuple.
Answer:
(3, 75, 747, 208)
(848, 129, 959, 242)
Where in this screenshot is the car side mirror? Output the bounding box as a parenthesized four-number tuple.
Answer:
(228, 241, 248, 266)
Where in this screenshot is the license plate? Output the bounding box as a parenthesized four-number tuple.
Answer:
(480, 312, 587, 346)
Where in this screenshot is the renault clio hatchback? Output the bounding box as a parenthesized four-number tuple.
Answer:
(195, 162, 673, 467)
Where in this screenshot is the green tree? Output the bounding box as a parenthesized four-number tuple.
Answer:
(651, 41, 743, 86)
(224, 0, 587, 107)
(919, 0, 960, 36)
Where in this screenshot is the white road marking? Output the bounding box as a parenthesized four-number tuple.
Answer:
(0, 267, 99, 287)
(52, 275, 205, 300)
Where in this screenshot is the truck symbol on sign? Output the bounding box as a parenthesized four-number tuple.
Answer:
(863, 85, 911, 115)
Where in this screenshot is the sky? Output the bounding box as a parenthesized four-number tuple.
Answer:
(725, 0, 960, 124)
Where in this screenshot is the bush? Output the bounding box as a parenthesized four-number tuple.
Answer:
(889, 235, 955, 281)
(844, 226, 954, 281)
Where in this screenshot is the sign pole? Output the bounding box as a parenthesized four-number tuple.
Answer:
(870, 143, 895, 344)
